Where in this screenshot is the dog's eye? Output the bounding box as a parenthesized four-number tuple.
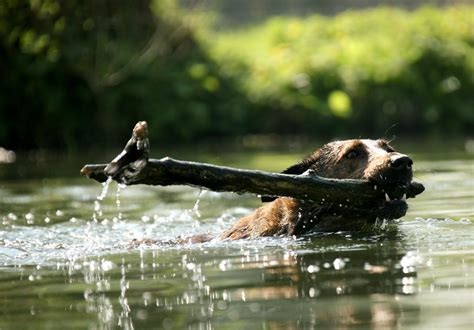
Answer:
(346, 150, 359, 159)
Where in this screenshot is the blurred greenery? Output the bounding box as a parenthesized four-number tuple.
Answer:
(0, 1, 473, 151)
(205, 6, 474, 137)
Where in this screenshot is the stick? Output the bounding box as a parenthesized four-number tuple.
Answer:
(80, 122, 424, 207)
(80, 159, 424, 206)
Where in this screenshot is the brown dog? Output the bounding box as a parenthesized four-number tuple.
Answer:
(217, 139, 414, 240)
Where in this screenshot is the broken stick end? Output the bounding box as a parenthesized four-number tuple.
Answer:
(80, 164, 109, 183)
(80, 165, 92, 177)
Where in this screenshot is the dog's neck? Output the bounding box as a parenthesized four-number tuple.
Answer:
(286, 199, 379, 235)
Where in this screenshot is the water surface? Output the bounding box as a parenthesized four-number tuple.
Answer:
(0, 146, 473, 329)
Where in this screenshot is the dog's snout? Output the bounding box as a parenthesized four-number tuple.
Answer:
(390, 155, 413, 170)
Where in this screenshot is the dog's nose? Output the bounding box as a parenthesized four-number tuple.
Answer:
(390, 155, 413, 170)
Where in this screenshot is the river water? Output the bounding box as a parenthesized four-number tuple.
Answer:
(0, 145, 473, 329)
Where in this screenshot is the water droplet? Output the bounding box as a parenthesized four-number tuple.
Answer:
(333, 258, 346, 270)
(307, 265, 320, 273)
(115, 183, 124, 220)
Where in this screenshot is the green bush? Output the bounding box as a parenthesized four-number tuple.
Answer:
(0, 0, 252, 150)
(205, 6, 474, 137)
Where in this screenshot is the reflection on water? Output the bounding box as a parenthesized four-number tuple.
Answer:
(0, 154, 473, 329)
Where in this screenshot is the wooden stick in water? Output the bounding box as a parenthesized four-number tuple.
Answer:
(80, 122, 424, 208)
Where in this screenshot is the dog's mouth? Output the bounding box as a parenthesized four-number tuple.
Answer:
(368, 179, 424, 220)
(307, 179, 424, 233)
(321, 179, 424, 226)
(379, 181, 410, 202)
(378, 182, 409, 219)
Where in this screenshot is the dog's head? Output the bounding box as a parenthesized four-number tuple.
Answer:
(285, 139, 412, 181)
(272, 139, 419, 220)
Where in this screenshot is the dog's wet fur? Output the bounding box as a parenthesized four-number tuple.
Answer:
(135, 139, 415, 245)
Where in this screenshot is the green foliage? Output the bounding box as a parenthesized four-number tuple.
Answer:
(0, 0, 252, 150)
(0, 3, 472, 151)
(206, 6, 474, 136)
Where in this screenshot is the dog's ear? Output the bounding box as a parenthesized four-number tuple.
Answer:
(282, 149, 321, 175)
(281, 161, 310, 175)
(260, 150, 321, 202)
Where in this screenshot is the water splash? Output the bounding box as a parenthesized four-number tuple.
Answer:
(98, 177, 113, 201)
(92, 177, 113, 222)
(191, 189, 205, 228)
(115, 183, 127, 222)
(192, 190, 204, 217)
(374, 217, 388, 229)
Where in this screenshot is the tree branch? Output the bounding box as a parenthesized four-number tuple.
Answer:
(80, 159, 424, 207)
(80, 121, 424, 208)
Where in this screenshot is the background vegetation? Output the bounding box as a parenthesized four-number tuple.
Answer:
(0, 1, 472, 151)
(207, 6, 474, 137)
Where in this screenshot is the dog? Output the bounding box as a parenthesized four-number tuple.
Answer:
(163, 138, 417, 244)
(216, 138, 415, 240)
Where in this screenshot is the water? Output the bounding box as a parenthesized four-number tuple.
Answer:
(0, 147, 473, 329)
